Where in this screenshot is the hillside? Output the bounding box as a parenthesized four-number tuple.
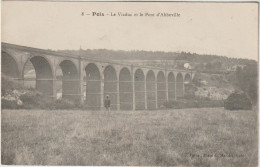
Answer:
(58, 49, 257, 72)
(191, 72, 235, 100)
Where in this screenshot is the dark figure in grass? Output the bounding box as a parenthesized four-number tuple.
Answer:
(104, 95, 111, 112)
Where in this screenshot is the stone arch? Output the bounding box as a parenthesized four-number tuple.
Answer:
(184, 73, 192, 97)
(157, 71, 166, 107)
(119, 67, 133, 110)
(85, 63, 101, 110)
(58, 60, 79, 101)
(1, 51, 20, 79)
(104, 65, 118, 110)
(23, 56, 54, 96)
(168, 72, 175, 101)
(176, 73, 184, 98)
(146, 70, 156, 110)
(134, 69, 145, 110)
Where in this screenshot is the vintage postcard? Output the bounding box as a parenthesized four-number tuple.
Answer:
(1, 1, 258, 166)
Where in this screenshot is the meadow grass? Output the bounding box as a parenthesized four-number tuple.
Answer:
(1, 108, 258, 166)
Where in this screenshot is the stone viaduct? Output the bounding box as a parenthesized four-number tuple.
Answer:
(2, 42, 193, 110)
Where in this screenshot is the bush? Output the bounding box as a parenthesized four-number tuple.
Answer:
(164, 98, 223, 109)
(19, 91, 52, 109)
(2, 75, 81, 110)
(1, 75, 23, 91)
(1, 99, 19, 109)
(164, 101, 180, 109)
(20, 92, 40, 106)
(49, 99, 76, 110)
(224, 92, 252, 110)
(20, 92, 77, 110)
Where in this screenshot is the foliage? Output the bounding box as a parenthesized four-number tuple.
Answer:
(1, 75, 23, 92)
(164, 98, 223, 109)
(184, 83, 196, 98)
(60, 48, 257, 73)
(50, 99, 78, 110)
(224, 92, 252, 110)
(18, 93, 78, 110)
(1, 99, 19, 109)
(1, 75, 81, 110)
(234, 66, 258, 103)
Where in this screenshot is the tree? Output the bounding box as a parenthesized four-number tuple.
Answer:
(235, 65, 258, 104)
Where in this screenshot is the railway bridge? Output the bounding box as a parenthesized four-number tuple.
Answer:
(2, 42, 193, 110)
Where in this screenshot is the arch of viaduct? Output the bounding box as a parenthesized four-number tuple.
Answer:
(2, 42, 193, 110)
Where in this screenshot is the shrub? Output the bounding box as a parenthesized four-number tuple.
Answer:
(1, 99, 19, 109)
(50, 99, 76, 110)
(224, 92, 252, 110)
(19, 92, 39, 106)
(164, 98, 223, 109)
(2, 75, 81, 110)
(1, 75, 23, 91)
(19, 91, 51, 109)
(164, 101, 180, 109)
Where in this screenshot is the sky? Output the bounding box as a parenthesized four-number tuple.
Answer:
(2, 1, 259, 60)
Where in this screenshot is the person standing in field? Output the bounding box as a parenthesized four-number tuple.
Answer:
(104, 95, 111, 112)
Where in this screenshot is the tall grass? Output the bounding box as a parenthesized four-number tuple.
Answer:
(1, 108, 258, 166)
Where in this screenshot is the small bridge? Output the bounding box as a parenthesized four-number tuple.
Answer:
(2, 42, 193, 110)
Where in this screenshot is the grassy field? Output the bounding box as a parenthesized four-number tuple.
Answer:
(1, 108, 258, 166)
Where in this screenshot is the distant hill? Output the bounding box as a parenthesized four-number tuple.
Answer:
(58, 49, 257, 72)
(59, 49, 256, 61)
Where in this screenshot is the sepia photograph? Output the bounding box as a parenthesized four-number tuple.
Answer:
(1, 1, 259, 166)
